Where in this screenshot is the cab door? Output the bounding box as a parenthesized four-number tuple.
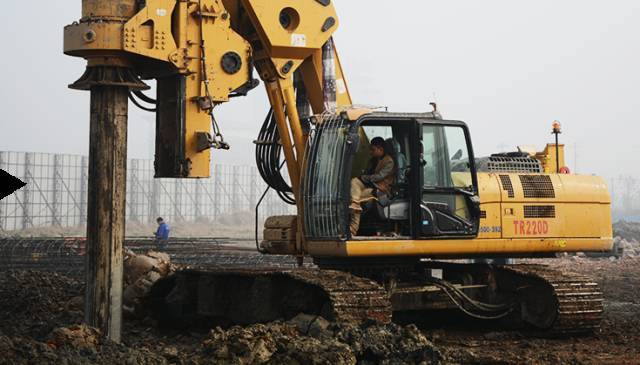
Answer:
(416, 120, 480, 237)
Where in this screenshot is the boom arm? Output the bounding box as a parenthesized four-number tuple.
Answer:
(228, 0, 354, 204)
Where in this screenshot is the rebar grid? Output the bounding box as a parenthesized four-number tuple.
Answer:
(0, 237, 302, 276)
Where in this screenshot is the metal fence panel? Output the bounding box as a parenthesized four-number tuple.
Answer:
(0, 151, 293, 233)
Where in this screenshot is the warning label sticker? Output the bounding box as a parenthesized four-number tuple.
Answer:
(291, 34, 307, 47)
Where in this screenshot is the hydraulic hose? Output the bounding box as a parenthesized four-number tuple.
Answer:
(255, 108, 295, 205)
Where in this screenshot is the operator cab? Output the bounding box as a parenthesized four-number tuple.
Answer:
(303, 112, 480, 242)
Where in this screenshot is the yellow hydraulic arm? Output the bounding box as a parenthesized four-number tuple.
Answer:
(65, 0, 352, 191)
(225, 0, 354, 203)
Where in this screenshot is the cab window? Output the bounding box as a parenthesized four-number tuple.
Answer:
(422, 125, 472, 189)
(421, 124, 476, 233)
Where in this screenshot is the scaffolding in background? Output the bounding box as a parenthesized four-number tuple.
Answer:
(0, 151, 293, 233)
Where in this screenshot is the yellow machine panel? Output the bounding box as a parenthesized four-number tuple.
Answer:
(535, 144, 566, 173)
(494, 173, 611, 239)
(241, 0, 339, 78)
(123, 1, 179, 65)
(305, 171, 612, 259)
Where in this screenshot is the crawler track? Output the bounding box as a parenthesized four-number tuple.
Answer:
(316, 259, 605, 335)
(150, 268, 391, 327)
(502, 264, 604, 335)
(286, 269, 392, 324)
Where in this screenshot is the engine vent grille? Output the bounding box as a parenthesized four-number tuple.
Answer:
(485, 156, 543, 173)
(524, 205, 556, 218)
(499, 175, 515, 198)
(519, 175, 555, 198)
(480, 210, 487, 219)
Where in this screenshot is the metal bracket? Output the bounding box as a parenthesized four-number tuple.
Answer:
(124, 0, 179, 64)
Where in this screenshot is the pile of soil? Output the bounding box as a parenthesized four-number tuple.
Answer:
(0, 327, 166, 365)
(613, 220, 640, 242)
(613, 237, 640, 257)
(192, 320, 440, 364)
(0, 271, 84, 339)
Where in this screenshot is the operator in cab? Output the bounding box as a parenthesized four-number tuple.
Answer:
(350, 137, 396, 236)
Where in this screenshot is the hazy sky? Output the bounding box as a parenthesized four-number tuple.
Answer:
(0, 1, 638, 182)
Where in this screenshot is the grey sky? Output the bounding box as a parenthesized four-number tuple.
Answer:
(0, 1, 638, 182)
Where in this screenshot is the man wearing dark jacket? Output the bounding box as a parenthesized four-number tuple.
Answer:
(349, 137, 396, 235)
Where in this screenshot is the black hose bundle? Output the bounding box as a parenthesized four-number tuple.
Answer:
(128, 90, 157, 112)
(255, 108, 295, 205)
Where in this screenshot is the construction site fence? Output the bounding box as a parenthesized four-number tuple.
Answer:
(0, 151, 294, 233)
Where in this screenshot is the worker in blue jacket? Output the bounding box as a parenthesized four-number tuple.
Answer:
(154, 217, 171, 250)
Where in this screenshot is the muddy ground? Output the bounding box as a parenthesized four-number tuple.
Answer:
(0, 256, 638, 365)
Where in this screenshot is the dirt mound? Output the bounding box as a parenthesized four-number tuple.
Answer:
(613, 220, 640, 242)
(0, 332, 166, 365)
(197, 320, 441, 365)
(47, 324, 101, 351)
(616, 237, 640, 257)
(200, 322, 355, 364)
(0, 270, 83, 339)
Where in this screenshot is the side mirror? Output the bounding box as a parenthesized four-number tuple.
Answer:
(452, 149, 463, 161)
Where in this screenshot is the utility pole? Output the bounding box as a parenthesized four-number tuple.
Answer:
(65, 0, 148, 343)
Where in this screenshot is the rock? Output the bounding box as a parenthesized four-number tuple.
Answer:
(162, 346, 179, 360)
(288, 313, 331, 338)
(308, 317, 331, 339)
